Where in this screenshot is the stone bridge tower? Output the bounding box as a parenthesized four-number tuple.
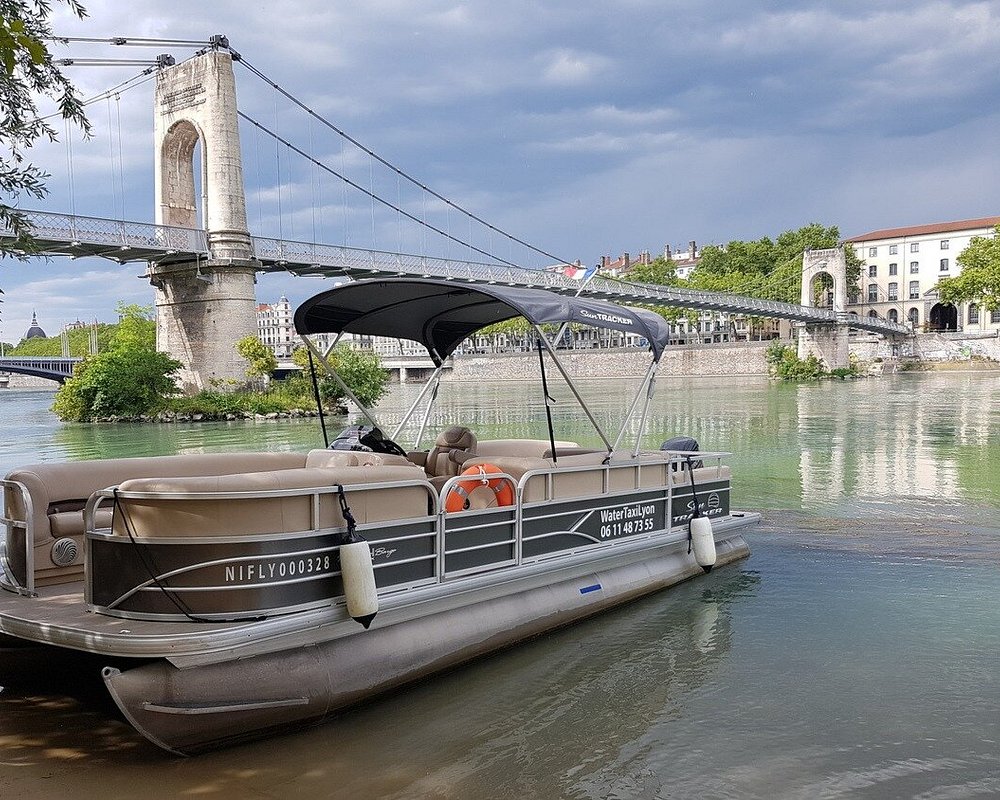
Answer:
(797, 247, 850, 370)
(148, 48, 257, 392)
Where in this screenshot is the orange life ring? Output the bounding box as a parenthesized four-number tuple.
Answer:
(445, 464, 515, 512)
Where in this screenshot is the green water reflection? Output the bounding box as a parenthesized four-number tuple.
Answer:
(3, 371, 999, 518)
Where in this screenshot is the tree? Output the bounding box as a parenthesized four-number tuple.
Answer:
(1, 1, 91, 256)
(291, 344, 390, 409)
(623, 256, 680, 286)
(52, 304, 180, 420)
(236, 335, 277, 388)
(685, 224, 861, 305)
(938, 226, 1000, 311)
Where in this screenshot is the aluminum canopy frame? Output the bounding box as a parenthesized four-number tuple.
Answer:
(294, 278, 671, 366)
(294, 278, 671, 456)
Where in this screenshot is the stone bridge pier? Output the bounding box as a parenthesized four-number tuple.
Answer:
(150, 48, 257, 393)
(797, 248, 850, 370)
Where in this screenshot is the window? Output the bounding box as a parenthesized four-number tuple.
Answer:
(889, 262, 898, 276)
(941, 239, 950, 250)
(868, 283, 878, 302)
(888, 282, 898, 301)
(868, 264, 877, 278)
(910, 243, 920, 253)
(888, 309, 899, 323)
(889, 244, 898, 255)
(940, 258, 949, 272)
(908, 307, 920, 326)
(910, 261, 919, 274)
(869, 247, 877, 257)
(909, 281, 920, 299)
(969, 305, 979, 324)
(993, 310, 1000, 324)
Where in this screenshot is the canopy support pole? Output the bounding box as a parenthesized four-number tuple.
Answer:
(632, 367, 658, 458)
(532, 324, 614, 454)
(612, 358, 658, 450)
(306, 348, 329, 447)
(536, 337, 559, 464)
(299, 335, 382, 431)
(391, 365, 444, 442)
(414, 373, 442, 450)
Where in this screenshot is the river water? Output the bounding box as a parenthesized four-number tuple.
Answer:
(1, 372, 999, 799)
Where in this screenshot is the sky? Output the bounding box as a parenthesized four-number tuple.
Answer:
(2, 0, 1000, 344)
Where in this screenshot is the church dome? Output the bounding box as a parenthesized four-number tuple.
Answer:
(24, 311, 47, 340)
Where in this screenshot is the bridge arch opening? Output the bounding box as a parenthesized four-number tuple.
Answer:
(807, 271, 836, 309)
(160, 119, 205, 230)
(929, 302, 957, 332)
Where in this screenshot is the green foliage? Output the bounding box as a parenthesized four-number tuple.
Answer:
(292, 344, 390, 409)
(686, 224, 859, 304)
(1, 1, 91, 258)
(235, 335, 278, 383)
(167, 382, 316, 417)
(938, 226, 1000, 311)
(52, 305, 180, 421)
(623, 256, 680, 286)
(764, 341, 827, 380)
(7, 322, 114, 355)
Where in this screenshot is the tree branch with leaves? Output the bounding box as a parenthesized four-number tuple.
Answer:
(1, 0, 91, 257)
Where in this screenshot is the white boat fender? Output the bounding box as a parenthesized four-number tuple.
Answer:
(685, 456, 716, 573)
(690, 516, 716, 573)
(336, 484, 378, 629)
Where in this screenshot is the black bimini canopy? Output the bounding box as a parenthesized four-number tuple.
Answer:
(294, 278, 671, 365)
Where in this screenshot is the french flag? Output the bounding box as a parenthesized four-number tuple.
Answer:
(560, 263, 598, 281)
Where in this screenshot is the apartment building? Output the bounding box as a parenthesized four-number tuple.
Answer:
(846, 216, 1000, 332)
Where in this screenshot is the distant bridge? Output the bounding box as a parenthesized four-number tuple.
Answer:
(0, 356, 81, 383)
(4, 210, 911, 338)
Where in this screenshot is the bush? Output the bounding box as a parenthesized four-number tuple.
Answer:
(765, 342, 827, 380)
(293, 345, 389, 409)
(53, 305, 181, 421)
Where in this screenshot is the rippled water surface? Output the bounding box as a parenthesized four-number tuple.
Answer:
(1, 372, 999, 799)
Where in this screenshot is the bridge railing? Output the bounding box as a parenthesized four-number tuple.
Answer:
(3, 211, 910, 337)
(1, 211, 208, 256)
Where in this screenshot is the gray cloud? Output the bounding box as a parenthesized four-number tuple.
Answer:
(3, 0, 997, 339)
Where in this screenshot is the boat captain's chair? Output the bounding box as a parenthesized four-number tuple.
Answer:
(424, 425, 478, 487)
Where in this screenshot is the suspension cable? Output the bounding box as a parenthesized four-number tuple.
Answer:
(233, 54, 574, 268)
(237, 109, 519, 266)
(105, 96, 118, 217)
(39, 69, 155, 122)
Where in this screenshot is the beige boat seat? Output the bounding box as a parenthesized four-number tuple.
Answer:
(304, 449, 419, 469)
(3, 452, 308, 588)
(422, 426, 478, 489)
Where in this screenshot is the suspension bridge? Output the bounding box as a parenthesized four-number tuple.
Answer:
(0, 36, 910, 389)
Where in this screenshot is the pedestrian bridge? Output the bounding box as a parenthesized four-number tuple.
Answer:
(4, 210, 912, 338)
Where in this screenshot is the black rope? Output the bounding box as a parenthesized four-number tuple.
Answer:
(307, 348, 329, 447)
(335, 484, 364, 545)
(536, 337, 558, 465)
(112, 489, 266, 623)
(685, 455, 702, 554)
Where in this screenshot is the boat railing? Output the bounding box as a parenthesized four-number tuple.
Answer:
(5, 451, 733, 611)
(0, 478, 36, 597)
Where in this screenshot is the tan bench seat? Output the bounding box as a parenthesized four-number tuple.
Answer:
(112, 465, 431, 538)
(3, 452, 307, 588)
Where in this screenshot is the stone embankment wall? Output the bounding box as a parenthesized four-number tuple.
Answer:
(0, 374, 60, 390)
(447, 341, 771, 381)
(850, 332, 1000, 365)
